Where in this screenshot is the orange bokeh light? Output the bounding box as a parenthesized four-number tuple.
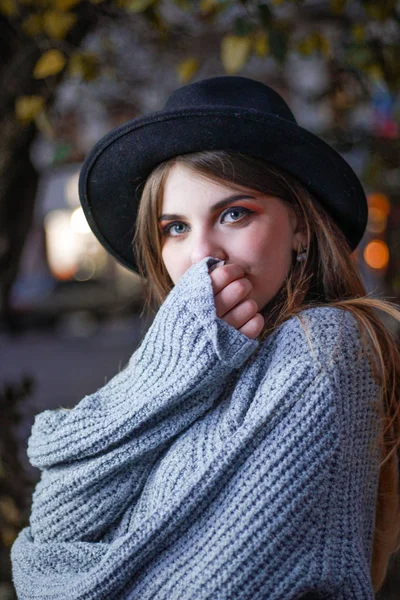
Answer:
(367, 193, 390, 216)
(363, 239, 390, 270)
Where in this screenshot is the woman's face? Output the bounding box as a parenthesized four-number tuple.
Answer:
(159, 164, 304, 311)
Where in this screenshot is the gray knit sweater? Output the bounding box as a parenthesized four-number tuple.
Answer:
(11, 256, 381, 600)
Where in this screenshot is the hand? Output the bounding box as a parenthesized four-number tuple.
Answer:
(209, 263, 264, 340)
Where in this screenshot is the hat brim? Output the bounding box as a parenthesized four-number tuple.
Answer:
(79, 107, 367, 273)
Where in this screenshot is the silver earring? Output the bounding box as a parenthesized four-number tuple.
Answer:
(296, 242, 307, 262)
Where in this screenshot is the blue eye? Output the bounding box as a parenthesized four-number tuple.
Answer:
(161, 222, 188, 237)
(160, 207, 253, 238)
(220, 207, 252, 223)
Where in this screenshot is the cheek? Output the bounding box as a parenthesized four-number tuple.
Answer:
(246, 220, 293, 263)
(161, 243, 185, 284)
(246, 222, 294, 303)
(161, 244, 174, 276)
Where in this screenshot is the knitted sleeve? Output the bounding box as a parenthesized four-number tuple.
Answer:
(12, 257, 257, 543)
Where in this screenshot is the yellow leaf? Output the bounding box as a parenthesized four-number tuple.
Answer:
(35, 110, 55, 139)
(199, 0, 215, 12)
(19, 0, 47, 4)
(68, 53, 84, 77)
(68, 52, 99, 81)
(221, 35, 251, 74)
(124, 0, 156, 12)
(0, 497, 21, 526)
(352, 24, 365, 43)
(1, 525, 17, 548)
(296, 34, 317, 56)
(331, 0, 347, 14)
(33, 49, 66, 78)
(271, 0, 284, 5)
(367, 65, 384, 82)
(173, 0, 191, 10)
(43, 10, 77, 39)
(319, 35, 331, 58)
(253, 31, 269, 57)
(177, 58, 199, 83)
(54, 0, 80, 9)
(22, 13, 43, 36)
(15, 95, 45, 123)
(0, 0, 17, 16)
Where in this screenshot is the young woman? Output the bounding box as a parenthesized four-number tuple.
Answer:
(12, 76, 400, 599)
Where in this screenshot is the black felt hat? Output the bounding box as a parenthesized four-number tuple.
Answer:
(79, 75, 368, 274)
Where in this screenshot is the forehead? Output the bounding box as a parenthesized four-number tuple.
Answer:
(161, 163, 255, 208)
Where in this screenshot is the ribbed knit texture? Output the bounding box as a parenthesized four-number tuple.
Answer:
(11, 256, 381, 600)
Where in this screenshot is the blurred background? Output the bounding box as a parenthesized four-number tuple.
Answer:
(0, 0, 399, 598)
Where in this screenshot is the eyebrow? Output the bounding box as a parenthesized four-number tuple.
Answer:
(158, 194, 256, 222)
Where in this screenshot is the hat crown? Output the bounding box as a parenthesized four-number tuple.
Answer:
(163, 76, 297, 124)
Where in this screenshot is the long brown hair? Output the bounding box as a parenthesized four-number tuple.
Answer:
(133, 150, 400, 592)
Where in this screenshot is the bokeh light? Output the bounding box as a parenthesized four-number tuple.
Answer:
(367, 192, 391, 234)
(70, 207, 91, 234)
(363, 239, 390, 270)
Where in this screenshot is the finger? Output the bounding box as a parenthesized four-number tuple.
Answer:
(238, 313, 265, 339)
(222, 299, 259, 330)
(209, 263, 245, 296)
(214, 277, 252, 318)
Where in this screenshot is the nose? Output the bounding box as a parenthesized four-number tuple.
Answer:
(190, 230, 228, 265)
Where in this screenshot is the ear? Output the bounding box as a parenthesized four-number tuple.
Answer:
(289, 209, 307, 252)
(292, 231, 307, 253)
